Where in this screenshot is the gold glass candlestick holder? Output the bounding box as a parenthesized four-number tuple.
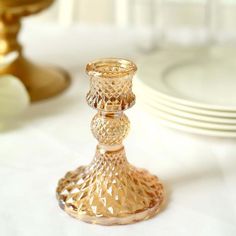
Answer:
(56, 58, 165, 225)
(0, 0, 70, 102)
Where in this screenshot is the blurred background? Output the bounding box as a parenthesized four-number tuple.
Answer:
(28, 0, 236, 47)
(1, 1, 236, 235)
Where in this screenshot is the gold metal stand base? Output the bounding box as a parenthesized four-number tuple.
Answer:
(56, 146, 165, 225)
(0, 56, 70, 102)
(0, 0, 70, 102)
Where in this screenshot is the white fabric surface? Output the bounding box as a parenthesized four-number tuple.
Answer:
(0, 23, 236, 236)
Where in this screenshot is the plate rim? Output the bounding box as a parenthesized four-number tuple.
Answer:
(139, 95, 236, 124)
(137, 48, 236, 111)
(136, 78, 236, 118)
(140, 101, 236, 131)
(141, 103, 236, 137)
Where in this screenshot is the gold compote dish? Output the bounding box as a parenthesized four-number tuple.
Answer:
(0, 0, 70, 101)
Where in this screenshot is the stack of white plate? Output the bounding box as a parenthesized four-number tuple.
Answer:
(135, 47, 236, 137)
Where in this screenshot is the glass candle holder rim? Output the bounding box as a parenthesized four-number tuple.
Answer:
(86, 58, 137, 79)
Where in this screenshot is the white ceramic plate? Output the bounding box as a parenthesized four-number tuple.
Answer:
(135, 79, 236, 118)
(138, 46, 236, 111)
(140, 102, 236, 138)
(137, 89, 236, 124)
(140, 101, 236, 131)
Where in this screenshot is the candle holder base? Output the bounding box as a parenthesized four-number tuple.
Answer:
(0, 56, 70, 102)
(56, 146, 165, 225)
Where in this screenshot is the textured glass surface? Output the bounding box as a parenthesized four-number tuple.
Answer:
(56, 58, 165, 225)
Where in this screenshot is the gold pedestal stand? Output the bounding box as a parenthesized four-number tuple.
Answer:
(56, 59, 165, 225)
(0, 0, 70, 102)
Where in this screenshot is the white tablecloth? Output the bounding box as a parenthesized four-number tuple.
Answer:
(0, 23, 236, 236)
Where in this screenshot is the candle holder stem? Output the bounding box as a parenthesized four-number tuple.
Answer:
(0, 15, 21, 56)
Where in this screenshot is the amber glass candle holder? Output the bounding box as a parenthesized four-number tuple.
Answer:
(0, 0, 70, 102)
(56, 58, 165, 225)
